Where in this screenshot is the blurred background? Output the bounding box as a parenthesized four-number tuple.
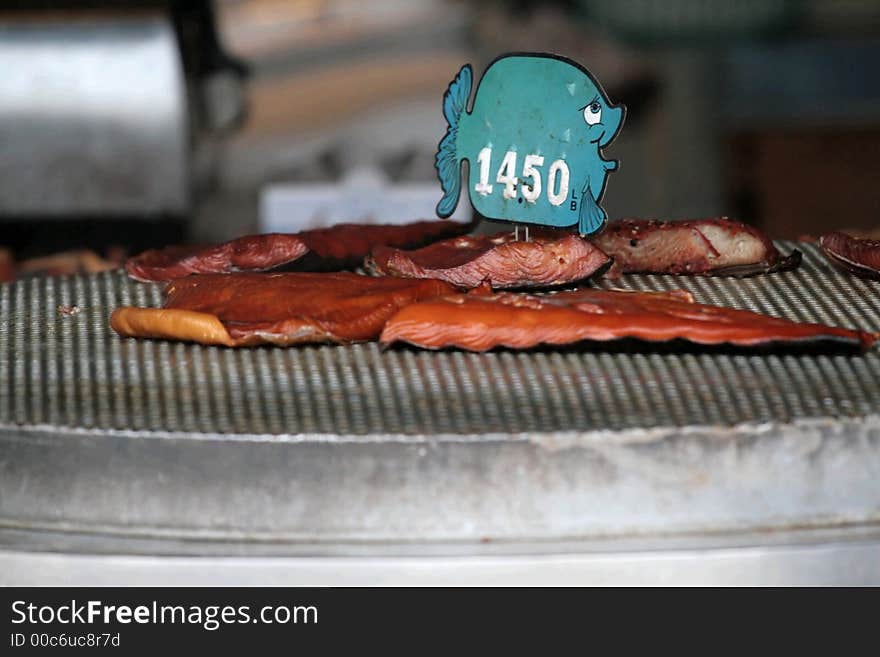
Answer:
(1, 0, 879, 277)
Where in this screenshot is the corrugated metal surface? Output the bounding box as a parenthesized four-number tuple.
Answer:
(1, 243, 879, 557)
(0, 241, 878, 436)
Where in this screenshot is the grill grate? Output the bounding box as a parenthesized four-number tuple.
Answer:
(1, 242, 878, 436)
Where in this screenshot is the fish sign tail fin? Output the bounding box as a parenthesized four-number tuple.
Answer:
(435, 64, 472, 218)
(578, 177, 607, 236)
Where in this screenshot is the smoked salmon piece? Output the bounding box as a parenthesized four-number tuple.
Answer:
(380, 288, 876, 352)
(111, 272, 456, 347)
(366, 230, 611, 289)
(125, 220, 470, 282)
(591, 218, 801, 277)
(819, 232, 880, 281)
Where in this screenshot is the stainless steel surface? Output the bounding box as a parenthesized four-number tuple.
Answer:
(0, 241, 878, 582)
(4, 534, 880, 586)
(0, 14, 188, 216)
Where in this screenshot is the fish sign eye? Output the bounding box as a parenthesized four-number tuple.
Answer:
(584, 101, 602, 125)
(434, 53, 625, 237)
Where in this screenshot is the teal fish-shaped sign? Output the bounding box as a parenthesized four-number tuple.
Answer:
(435, 53, 625, 236)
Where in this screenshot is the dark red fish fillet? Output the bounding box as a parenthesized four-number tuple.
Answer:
(366, 231, 611, 289)
(591, 218, 801, 277)
(111, 272, 456, 347)
(819, 232, 880, 281)
(125, 220, 470, 282)
(0, 249, 14, 283)
(381, 288, 877, 352)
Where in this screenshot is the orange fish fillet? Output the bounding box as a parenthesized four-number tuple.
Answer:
(112, 272, 456, 346)
(381, 288, 876, 352)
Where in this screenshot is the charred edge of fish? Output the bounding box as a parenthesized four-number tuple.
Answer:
(708, 249, 803, 278)
(383, 332, 874, 355)
(494, 257, 615, 292)
(819, 238, 880, 281)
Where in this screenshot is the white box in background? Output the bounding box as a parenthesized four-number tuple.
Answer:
(259, 169, 471, 233)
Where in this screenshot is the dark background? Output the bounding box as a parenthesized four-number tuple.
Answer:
(2, 0, 879, 261)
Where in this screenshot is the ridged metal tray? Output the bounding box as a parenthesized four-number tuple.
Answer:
(1, 241, 879, 559)
(2, 242, 878, 435)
